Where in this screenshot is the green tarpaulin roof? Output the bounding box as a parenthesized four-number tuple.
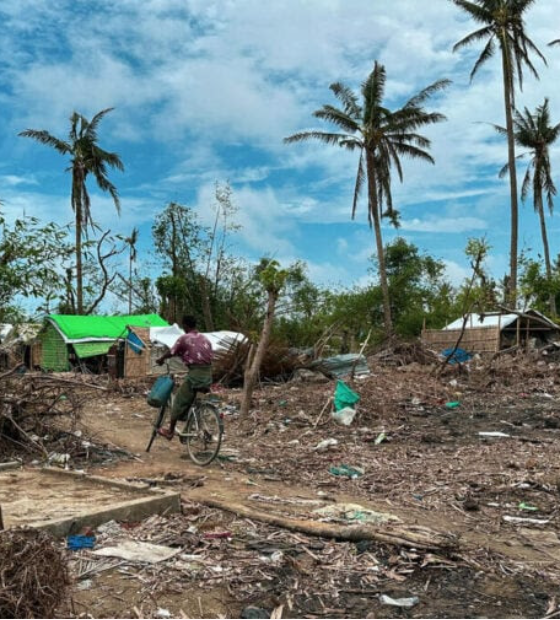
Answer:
(47, 314, 168, 343)
(73, 341, 114, 359)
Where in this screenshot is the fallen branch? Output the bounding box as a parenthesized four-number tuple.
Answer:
(200, 497, 457, 551)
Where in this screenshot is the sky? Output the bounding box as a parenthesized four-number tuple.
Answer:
(1, 0, 559, 295)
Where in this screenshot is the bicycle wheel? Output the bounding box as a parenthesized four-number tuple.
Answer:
(184, 403, 223, 465)
(146, 403, 167, 452)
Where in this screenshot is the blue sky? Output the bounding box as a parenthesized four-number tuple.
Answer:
(1, 0, 559, 296)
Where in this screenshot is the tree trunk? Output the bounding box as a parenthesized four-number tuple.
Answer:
(537, 193, 556, 316)
(365, 150, 393, 335)
(501, 39, 519, 306)
(75, 201, 83, 315)
(240, 290, 277, 416)
(128, 253, 133, 314)
(200, 276, 215, 331)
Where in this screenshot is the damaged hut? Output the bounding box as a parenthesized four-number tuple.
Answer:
(0, 323, 42, 370)
(421, 310, 560, 354)
(36, 314, 168, 374)
(124, 324, 247, 379)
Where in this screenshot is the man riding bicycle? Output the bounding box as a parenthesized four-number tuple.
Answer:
(155, 315, 213, 440)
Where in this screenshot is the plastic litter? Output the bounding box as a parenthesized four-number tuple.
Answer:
(67, 535, 96, 551)
(478, 431, 511, 438)
(379, 594, 420, 609)
(93, 540, 181, 563)
(441, 347, 472, 365)
(503, 515, 550, 525)
(334, 380, 360, 412)
(313, 438, 338, 452)
(240, 607, 271, 619)
(445, 401, 460, 409)
(374, 431, 387, 445)
(329, 464, 364, 479)
(518, 502, 539, 512)
(331, 406, 356, 426)
(314, 503, 400, 525)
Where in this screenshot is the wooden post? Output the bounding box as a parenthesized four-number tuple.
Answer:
(496, 314, 502, 352)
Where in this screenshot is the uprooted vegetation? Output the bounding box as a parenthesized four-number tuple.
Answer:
(0, 528, 70, 619)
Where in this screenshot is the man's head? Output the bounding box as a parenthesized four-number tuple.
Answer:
(182, 315, 197, 332)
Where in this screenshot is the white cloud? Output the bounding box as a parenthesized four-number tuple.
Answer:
(400, 216, 488, 234)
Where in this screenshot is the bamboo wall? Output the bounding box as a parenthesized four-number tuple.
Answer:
(124, 327, 150, 377)
(421, 326, 500, 353)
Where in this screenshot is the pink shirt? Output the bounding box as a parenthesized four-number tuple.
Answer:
(170, 330, 213, 366)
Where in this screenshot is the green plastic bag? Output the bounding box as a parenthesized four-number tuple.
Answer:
(334, 380, 360, 412)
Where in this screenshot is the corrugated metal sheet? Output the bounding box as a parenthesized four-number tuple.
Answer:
(310, 353, 370, 378)
(444, 314, 518, 330)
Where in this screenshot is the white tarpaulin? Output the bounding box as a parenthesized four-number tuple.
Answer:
(149, 325, 246, 354)
(93, 540, 181, 563)
(0, 324, 13, 344)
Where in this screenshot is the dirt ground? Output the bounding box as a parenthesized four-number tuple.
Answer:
(56, 358, 560, 618)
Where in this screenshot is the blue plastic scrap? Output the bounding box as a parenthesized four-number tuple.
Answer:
(67, 535, 96, 551)
(441, 347, 472, 365)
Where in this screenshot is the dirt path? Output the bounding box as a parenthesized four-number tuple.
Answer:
(79, 395, 560, 568)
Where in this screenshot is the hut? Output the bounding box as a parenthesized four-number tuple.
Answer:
(124, 324, 248, 378)
(421, 310, 560, 355)
(37, 314, 168, 373)
(0, 323, 42, 370)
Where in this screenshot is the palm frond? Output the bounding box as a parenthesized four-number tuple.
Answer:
(453, 25, 493, 53)
(284, 131, 350, 146)
(330, 82, 361, 118)
(18, 130, 71, 154)
(87, 108, 116, 140)
(451, 0, 493, 26)
(314, 105, 361, 133)
(469, 37, 495, 81)
(351, 150, 365, 220)
(404, 79, 451, 108)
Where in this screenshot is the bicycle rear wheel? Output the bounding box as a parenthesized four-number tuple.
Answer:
(146, 403, 167, 452)
(185, 403, 223, 465)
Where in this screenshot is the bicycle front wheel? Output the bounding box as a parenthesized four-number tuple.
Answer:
(185, 403, 223, 466)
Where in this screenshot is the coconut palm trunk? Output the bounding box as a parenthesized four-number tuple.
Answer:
(366, 150, 392, 334)
(501, 42, 520, 305)
(536, 192, 556, 316)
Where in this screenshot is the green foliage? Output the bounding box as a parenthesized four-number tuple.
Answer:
(519, 253, 560, 313)
(0, 215, 72, 321)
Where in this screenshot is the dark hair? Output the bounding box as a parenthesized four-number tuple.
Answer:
(182, 315, 197, 329)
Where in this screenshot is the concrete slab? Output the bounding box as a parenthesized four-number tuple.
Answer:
(0, 467, 180, 537)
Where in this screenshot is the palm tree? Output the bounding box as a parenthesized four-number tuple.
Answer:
(19, 108, 124, 314)
(450, 0, 546, 304)
(285, 62, 449, 335)
(124, 226, 139, 314)
(496, 99, 560, 315)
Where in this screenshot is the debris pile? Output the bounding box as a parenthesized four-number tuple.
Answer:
(0, 370, 133, 464)
(0, 527, 70, 618)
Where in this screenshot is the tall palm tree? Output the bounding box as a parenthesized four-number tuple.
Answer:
(285, 62, 449, 335)
(19, 108, 124, 314)
(124, 226, 139, 314)
(496, 99, 560, 315)
(450, 0, 546, 304)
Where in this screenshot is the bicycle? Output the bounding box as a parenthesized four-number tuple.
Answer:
(145, 371, 223, 466)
